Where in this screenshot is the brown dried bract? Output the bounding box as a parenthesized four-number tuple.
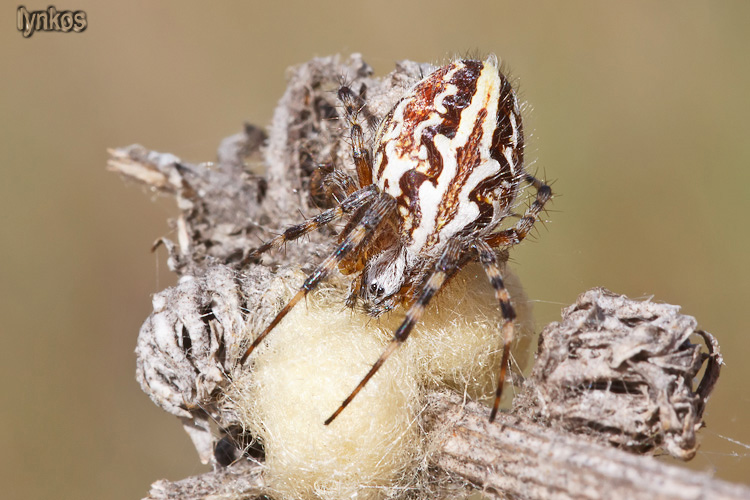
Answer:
(514, 287, 722, 459)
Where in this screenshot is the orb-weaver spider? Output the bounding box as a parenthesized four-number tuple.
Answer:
(241, 55, 552, 424)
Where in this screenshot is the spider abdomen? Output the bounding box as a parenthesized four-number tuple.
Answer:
(373, 57, 524, 255)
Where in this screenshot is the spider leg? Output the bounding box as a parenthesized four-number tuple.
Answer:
(242, 185, 378, 265)
(338, 85, 379, 130)
(485, 174, 552, 247)
(473, 239, 516, 422)
(339, 86, 374, 187)
(240, 193, 395, 365)
(325, 239, 467, 425)
(310, 164, 359, 206)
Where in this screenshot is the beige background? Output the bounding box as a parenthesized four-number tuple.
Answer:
(2, 1, 748, 498)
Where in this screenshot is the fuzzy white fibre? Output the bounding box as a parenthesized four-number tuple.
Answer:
(226, 264, 531, 499)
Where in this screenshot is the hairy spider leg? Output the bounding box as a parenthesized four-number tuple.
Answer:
(473, 239, 516, 422)
(338, 85, 379, 131)
(339, 85, 375, 187)
(466, 174, 551, 421)
(485, 175, 552, 247)
(310, 164, 359, 205)
(325, 239, 469, 425)
(240, 194, 397, 365)
(241, 185, 379, 267)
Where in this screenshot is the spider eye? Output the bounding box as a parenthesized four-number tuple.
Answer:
(369, 283, 386, 297)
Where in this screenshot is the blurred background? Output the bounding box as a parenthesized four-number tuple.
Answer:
(2, 1, 748, 498)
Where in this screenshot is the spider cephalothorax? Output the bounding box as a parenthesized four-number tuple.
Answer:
(241, 56, 551, 424)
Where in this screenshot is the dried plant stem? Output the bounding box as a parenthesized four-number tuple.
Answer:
(425, 391, 748, 500)
(146, 391, 750, 500)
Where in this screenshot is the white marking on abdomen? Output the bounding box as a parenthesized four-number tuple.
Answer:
(503, 147, 516, 175)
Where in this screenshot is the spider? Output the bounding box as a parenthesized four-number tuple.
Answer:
(240, 55, 552, 425)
